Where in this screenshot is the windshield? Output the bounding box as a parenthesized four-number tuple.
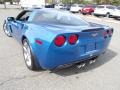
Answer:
(32, 10, 89, 26)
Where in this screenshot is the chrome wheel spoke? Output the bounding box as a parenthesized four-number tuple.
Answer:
(4, 23, 11, 36)
(23, 41, 32, 67)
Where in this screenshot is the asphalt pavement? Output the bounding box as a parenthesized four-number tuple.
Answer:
(0, 9, 120, 90)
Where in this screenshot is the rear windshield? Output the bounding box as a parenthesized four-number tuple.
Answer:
(79, 5, 84, 7)
(32, 10, 89, 26)
(97, 6, 104, 8)
(59, 4, 63, 6)
(72, 4, 77, 7)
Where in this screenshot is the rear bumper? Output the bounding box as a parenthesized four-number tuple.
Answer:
(70, 9, 79, 12)
(94, 13, 106, 16)
(44, 49, 105, 69)
(81, 10, 93, 14)
(38, 38, 111, 69)
(110, 15, 120, 18)
(56, 55, 99, 69)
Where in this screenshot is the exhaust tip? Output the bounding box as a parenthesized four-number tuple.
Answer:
(89, 59, 96, 64)
(77, 63, 86, 69)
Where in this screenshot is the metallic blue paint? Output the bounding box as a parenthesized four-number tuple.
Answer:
(5, 9, 113, 69)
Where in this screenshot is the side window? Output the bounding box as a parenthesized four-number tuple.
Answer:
(106, 6, 115, 9)
(16, 11, 32, 21)
(33, 12, 57, 23)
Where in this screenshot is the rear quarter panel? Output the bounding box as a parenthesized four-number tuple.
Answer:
(23, 24, 57, 67)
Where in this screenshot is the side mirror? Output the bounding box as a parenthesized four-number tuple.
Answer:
(7, 17, 15, 21)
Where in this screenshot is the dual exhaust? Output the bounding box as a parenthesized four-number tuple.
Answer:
(77, 58, 97, 69)
(56, 57, 97, 70)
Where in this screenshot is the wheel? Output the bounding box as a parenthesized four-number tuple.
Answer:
(22, 39, 38, 70)
(91, 12, 94, 15)
(106, 13, 110, 18)
(3, 21, 12, 37)
(79, 10, 82, 13)
(82, 13, 86, 15)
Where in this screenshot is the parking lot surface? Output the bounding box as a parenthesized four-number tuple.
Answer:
(0, 9, 120, 90)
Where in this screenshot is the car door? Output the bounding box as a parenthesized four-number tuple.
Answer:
(11, 20, 24, 40)
(10, 10, 32, 41)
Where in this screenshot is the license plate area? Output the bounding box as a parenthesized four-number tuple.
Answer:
(86, 43, 96, 52)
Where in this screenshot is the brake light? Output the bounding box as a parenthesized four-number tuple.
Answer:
(104, 29, 113, 38)
(68, 34, 78, 45)
(108, 29, 113, 37)
(54, 35, 66, 47)
(104, 31, 108, 38)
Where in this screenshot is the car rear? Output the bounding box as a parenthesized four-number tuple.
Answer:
(30, 9, 113, 69)
(81, 5, 96, 15)
(42, 26, 113, 69)
(94, 5, 106, 16)
(70, 4, 80, 13)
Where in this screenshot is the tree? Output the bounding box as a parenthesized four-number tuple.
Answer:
(110, 0, 120, 5)
(0, 0, 12, 8)
(93, 0, 101, 4)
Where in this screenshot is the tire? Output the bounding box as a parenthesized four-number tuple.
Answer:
(106, 13, 110, 18)
(3, 21, 12, 37)
(82, 13, 86, 15)
(79, 10, 82, 13)
(91, 12, 94, 15)
(22, 39, 39, 70)
(94, 14, 98, 17)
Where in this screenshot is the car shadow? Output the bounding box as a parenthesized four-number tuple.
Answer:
(50, 49, 117, 77)
(113, 18, 120, 21)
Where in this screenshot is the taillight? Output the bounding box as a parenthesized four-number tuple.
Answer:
(104, 31, 108, 38)
(104, 29, 113, 38)
(54, 35, 66, 47)
(68, 34, 78, 45)
(108, 29, 113, 37)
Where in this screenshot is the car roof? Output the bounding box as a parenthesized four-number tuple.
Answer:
(35, 8, 69, 12)
(27, 8, 71, 14)
(98, 5, 115, 6)
(25, 8, 57, 11)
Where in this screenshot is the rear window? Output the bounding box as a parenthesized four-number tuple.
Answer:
(79, 5, 84, 7)
(97, 6, 104, 8)
(60, 4, 63, 6)
(72, 5, 77, 7)
(32, 10, 89, 26)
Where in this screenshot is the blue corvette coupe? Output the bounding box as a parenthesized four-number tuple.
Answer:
(3, 8, 113, 70)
